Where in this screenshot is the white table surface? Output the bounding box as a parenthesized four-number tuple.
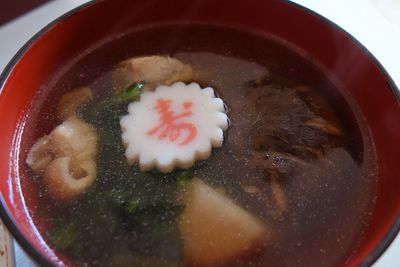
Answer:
(0, 0, 399, 266)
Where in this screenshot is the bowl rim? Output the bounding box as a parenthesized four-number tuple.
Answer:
(0, 0, 399, 266)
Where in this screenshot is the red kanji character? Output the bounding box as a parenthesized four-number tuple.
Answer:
(147, 98, 197, 145)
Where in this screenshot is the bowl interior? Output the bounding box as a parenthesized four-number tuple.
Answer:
(0, 0, 400, 266)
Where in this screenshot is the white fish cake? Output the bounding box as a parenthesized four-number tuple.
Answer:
(120, 82, 228, 173)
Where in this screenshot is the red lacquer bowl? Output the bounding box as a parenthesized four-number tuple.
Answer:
(0, 0, 399, 266)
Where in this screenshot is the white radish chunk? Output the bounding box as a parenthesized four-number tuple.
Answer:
(179, 178, 272, 266)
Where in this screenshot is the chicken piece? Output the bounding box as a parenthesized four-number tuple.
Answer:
(57, 87, 93, 120)
(26, 116, 98, 201)
(112, 56, 193, 91)
(179, 178, 272, 266)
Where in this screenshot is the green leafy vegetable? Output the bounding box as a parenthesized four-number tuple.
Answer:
(177, 169, 195, 186)
(124, 198, 140, 214)
(93, 82, 144, 114)
(47, 221, 79, 250)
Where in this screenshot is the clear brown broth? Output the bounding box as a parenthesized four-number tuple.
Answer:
(20, 24, 377, 267)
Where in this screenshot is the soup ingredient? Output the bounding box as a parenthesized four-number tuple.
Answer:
(112, 56, 193, 91)
(44, 155, 96, 201)
(120, 82, 228, 173)
(26, 136, 53, 173)
(27, 116, 98, 200)
(92, 82, 144, 115)
(303, 117, 343, 136)
(179, 178, 271, 266)
(244, 81, 348, 220)
(27, 86, 98, 201)
(57, 87, 93, 120)
(249, 84, 343, 158)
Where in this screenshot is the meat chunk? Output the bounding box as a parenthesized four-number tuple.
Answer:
(241, 83, 350, 220)
(26, 116, 98, 201)
(179, 178, 272, 266)
(249, 85, 344, 158)
(57, 87, 93, 120)
(112, 56, 193, 91)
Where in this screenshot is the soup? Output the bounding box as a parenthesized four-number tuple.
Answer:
(20, 24, 377, 267)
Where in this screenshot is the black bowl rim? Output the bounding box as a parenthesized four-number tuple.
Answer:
(0, 0, 399, 266)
